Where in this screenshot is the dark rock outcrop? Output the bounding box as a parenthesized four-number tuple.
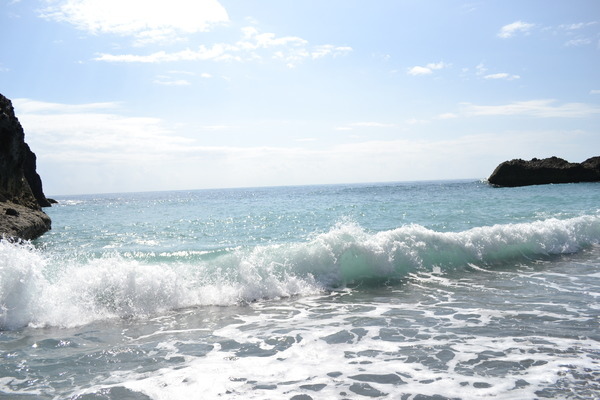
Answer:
(0, 93, 51, 240)
(488, 156, 600, 187)
(23, 143, 52, 208)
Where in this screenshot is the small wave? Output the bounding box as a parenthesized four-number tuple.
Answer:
(1, 215, 598, 330)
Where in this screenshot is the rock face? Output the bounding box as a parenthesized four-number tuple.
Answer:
(0, 93, 51, 240)
(488, 156, 600, 187)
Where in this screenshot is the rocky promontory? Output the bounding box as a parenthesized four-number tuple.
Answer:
(0, 93, 51, 240)
(488, 156, 600, 187)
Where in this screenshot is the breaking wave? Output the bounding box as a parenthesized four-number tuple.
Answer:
(1, 215, 599, 330)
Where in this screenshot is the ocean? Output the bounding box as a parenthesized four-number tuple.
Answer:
(1, 180, 599, 399)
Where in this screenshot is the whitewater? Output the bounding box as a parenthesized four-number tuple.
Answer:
(1, 180, 599, 399)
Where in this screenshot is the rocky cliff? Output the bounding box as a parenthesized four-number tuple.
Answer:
(0, 93, 51, 240)
(488, 156, 600, 187)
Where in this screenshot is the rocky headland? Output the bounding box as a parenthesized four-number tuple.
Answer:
(0, 93, 51, 240)
(488, 156, 600, 187)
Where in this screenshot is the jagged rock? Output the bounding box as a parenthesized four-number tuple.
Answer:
(488, 156, 600, 187)
(582, 156, 600, 172)
(0, 93, 51, 240)
(0, 202, 51, 241)
(24, 143, 52, 207)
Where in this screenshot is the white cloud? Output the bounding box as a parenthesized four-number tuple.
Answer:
(483, 72, 520, 80)
(474, 63, 519, 81)
(559, 22, 598, 31)
(590, 89, 600, 95)
(153, 76, 191, 86)
(95, 44, 239, 63)
(94, 27, 351, 66)
(239, 26, 307, 49)
(475, 63, 487, 76)
(565, 38, 592, 47)
(460, 99, 600, 118)
(407, 62, 449, 76)
(13, 98, 193, 164)
(497, 21, 535, 38)
(407, 66, 432, 76)
(554, 21, 599, 47)
(311, 45, 353, 59)
(41, 0, 229, 44)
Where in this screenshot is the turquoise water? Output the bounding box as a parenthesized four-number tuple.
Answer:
(1, 180, 599, 399)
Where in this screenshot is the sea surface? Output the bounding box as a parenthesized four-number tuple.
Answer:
(1, 180, 599, 399)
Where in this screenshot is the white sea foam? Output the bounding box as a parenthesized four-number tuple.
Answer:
(0, 241, 47, 330)
(1, 214, 599, 330)
(72, 292, 600, 400)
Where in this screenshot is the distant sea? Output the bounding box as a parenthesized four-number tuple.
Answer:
(1, 180, 599, 399)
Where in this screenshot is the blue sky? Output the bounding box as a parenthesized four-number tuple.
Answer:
(1, 0, 599, 195)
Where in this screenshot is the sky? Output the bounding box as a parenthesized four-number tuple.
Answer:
(1, 0, 599, 195)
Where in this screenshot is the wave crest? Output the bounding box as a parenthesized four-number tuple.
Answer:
(1, 215, 598, 329)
